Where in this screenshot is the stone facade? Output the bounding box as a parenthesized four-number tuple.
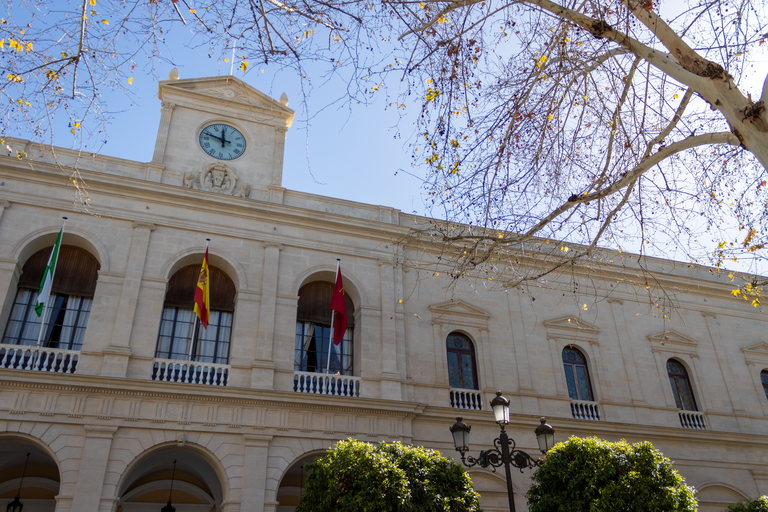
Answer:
(0, 74, 767, 512)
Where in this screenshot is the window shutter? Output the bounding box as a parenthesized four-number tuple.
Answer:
(18, 245, 100, 296)
(164, 264, 236, 311)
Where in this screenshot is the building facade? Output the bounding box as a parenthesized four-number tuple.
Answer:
(1, 73, 767, 512)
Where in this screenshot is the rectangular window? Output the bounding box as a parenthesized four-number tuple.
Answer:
(2, 288, 91, 350)
(294, 322, 353, 375)
(155, 307, 232, 364)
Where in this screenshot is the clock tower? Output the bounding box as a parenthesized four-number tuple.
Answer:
(147, 70, 294, 203)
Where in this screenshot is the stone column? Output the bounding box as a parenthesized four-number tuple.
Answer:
(147, 101, 174, 181)
(253, 243, 282, 388)
(240, 434, 274, 512)
(379, 260, 401, 399)
(70, 426, 117, 512)
(102, 222, 155, 377)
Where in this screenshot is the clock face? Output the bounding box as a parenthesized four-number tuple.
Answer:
(198, 123, 246, 160)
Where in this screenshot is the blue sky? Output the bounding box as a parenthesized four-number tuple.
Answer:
(90, 40, 427, 216)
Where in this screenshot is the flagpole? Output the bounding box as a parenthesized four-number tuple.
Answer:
(189, 238, 210, 362)
(326, 259, 340, 374)
(36, 217, 67, 348)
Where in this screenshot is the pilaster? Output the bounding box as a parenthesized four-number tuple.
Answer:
(240, 434, 274, 512)
(70, 425, 117, 512)
(254, 242, 283, 388)
(103, 222, 155, 377)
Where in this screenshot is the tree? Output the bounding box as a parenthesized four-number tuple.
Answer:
(296, 439, 482, 512)
(525, 436, 697, 512)
(726, 497, 768, 512)
(4, 0, 768, 302)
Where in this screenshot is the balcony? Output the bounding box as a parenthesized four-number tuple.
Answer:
(0, 344, 79, 374)
(151, 358, 229, 386)
(679, 410, 706, 429)
(293, 371, 360, 397)
(449, 388, 483, 410)
(570, 400, 601, 420)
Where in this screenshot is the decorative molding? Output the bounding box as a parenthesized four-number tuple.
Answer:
(160, 101, 176, 113)
(0, 200, 9, 208)
(647, 330, 700, 356)
(131, 222, 156, 231)
(543, 316, 600, 345)
(262, 242, 284, 251)
(428, 300, 490, 330)
(742, 342, 768, 366)
(183, 163, 251, 198)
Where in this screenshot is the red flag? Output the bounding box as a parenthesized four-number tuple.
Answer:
(331, 264, 347, 345)
(194, 247, 210, 329)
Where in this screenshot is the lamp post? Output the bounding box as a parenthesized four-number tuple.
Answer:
(449, 391, 555, 512)
(6, 452, 30, 512)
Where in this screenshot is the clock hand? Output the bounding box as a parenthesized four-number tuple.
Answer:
(202, 131, 224, 142)
(221, 126, 226, 147)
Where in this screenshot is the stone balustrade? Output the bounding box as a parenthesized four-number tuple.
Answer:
(151, 359, 229, 386)
(293, 371, 361, 397)
(449, 388, 483, 410)
(571, 400, 601, 421)
(0, 344, 79, 374)
(679, 410, 707, 429)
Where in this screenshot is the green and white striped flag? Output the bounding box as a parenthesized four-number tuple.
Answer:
(34, 224, 64, 317)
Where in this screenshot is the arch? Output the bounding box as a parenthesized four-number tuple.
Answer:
(562, 345, 595, 401)
(11, 225, 110, 272)
(696, 482, 751, 511)
(159, 246, 247, 291)
(114, 441, 229, 506)
(293, 264, 365, 309)
(0, 435, 62, 504)
(0, 432, 62, 482)
(275, 450, 328, 511)
(264, 438, 334, 505)
(446, 331, 480, 390)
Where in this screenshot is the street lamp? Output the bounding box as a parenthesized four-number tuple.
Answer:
(449, 391, 555, 512)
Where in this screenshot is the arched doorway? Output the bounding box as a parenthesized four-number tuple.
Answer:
(0, 437, 60, 512)
(276, 453, 323, 512)
(118, 447, 224, 512)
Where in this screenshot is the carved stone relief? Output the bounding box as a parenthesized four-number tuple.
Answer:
(183, 163, 251, 198)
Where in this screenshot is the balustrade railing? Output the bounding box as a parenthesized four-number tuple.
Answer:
(151, 359, 229, 386)
(0, 344, 78, 374)
(571, 400, 601, 420)
(293, 371, 360, 397)
(450, 389, 483, 410)
(679, 410, 706, 429)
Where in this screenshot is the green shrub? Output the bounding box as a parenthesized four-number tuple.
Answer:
(726, 496, 768, 511)
(526, 436, 696, 512)
(296, 439, 482, 512)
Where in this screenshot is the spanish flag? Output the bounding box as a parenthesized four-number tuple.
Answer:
(194, 246, 210, 329)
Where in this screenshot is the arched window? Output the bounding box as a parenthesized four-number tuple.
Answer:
(667, 359, 697, 411)
(562, 346, 594, 401)
(761, 370, 768, 401)
(294, 281, 354, 376)
(446, 332, 478, 390)
(2, 245, 99, 350)
(155, 264, 236, 364)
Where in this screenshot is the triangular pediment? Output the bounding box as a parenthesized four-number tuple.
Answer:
(159, 76, 295, 121)
(741, 342, 768, 355)
(428, 300, 490, 320)
(646, 329, 699, 346)
(543, 316, 600, 333)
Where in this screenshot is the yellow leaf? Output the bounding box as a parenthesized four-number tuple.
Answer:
(128, 77, 133, 84)
(90, 0, 96, 4)
(398, 300, 402, 304)
(731, 289, 741, 297)
(581, 304, 588, 310)
(74, 122, 81, 128)
(190, 8, 196, 13)
(224, 58, 229, 62)
(26, 42, 32, 51)
(0, 40, 3, 49)
(71, 129, 75, 134)
(101, 19, 108, 24)
(673, 93, 679, 99)
(240, 61, 248, 72)
(753, 298, 760, 307)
